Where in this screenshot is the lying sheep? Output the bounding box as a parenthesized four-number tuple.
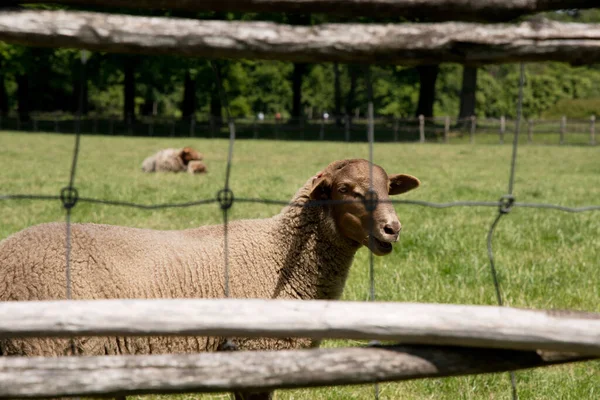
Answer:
(141, 146, 205, 173)
(0, 158, 419, 398)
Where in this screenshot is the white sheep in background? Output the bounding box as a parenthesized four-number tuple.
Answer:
(0, 158, 419, 400)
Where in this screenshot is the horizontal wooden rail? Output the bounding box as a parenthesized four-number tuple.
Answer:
(1, 299, 599, 355)
(0, 345, 593, 398)
(2, 10, 600, 65)
(17, 0, 600, 22)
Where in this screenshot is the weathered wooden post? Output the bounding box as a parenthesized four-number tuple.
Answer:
(444, 116, 450, 144)
(591, 115, 596, 146)
(560, 116, 566, 144)
(419, 114, 425, 143)
(500, 115, 505, 144)
(527, 119, 533, 143)
(470, 115, 476, 144)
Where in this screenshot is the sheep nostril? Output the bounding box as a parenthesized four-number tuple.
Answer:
(383, 223, 400, 236)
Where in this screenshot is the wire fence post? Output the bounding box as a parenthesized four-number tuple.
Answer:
(320, 117, 325, 141)
(16, 114, 20, 131)
(560, 116, 566, 145)
(392, 118, 398, 142)
(252, 118, 258, 139)
(527, 119, 533, 143)
(109, 117, 114, 135)
(500, 115, 505, 144)
(590, 115, 595, 146)
(93, 117, 98, 134)
(444, 116, 450, 144)
(470, 115, 476, 143)
(419, 114, 425, 143)
(148, 118, 154, 137)
(54, 116, 59, 133)
(32, 116, 37, 132)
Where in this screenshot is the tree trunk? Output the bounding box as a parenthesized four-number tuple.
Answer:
(458, 66, 478, 119)
(291, 62, 306, 121)
(140, 86, 154, 116)
(415, 64, 439, 118)
(16, 73, 30, 122)
(123, 58, 136, 122)
(0, 73, 8, 116)
(210, 62, 223, 127)
(181, 70, 196, 120)
(333, 62, 342, 126)
(345, 64, 359, 123)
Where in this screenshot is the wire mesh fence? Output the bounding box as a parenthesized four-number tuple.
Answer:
(1, 64, 599, 400)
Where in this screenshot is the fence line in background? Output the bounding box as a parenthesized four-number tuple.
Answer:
(1, 113, 597, 145)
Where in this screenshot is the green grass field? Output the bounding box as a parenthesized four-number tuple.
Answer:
(1, 131, 599, 399)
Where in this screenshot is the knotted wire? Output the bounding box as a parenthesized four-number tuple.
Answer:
(486, 62, 526, 400)
(61, 51, 88, 360)
(364, 65, 380, 400)
(210, 60, 237, 352)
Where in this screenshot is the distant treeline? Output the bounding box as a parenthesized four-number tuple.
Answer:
(0, 7, 599, 123)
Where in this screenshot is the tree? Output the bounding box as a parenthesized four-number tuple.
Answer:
(458, 66, 477, 119)
(287, 13, 311, 121)
(333, 62, 342, 126)
(181, 69, 196, 120)
(123, 56, 137, 122)
(415, 65, 439, 117)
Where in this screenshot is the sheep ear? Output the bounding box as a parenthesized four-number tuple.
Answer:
(310, 174, 332, 201)
(389, 174, 420, 195)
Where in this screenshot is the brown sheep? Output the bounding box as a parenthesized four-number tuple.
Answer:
(141, 146, 204, 173)
(0, 158, 420, 399)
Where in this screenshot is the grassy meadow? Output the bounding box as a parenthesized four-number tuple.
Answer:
(1, 130, 599, 399)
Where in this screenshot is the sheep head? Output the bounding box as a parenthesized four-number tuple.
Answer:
(180, 147, 203, 165)
(310, 159, 419, 256)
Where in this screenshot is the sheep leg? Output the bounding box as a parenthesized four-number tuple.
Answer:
(232, 391, 273, 400)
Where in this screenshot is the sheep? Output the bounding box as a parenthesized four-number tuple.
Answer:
(0, 158, 419, 399)
(141, 146, 204, 173)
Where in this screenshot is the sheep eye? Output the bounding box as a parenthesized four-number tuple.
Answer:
(338, 185, 348, 193)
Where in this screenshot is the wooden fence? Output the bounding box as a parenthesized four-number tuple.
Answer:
(0, 299, 598, 398)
